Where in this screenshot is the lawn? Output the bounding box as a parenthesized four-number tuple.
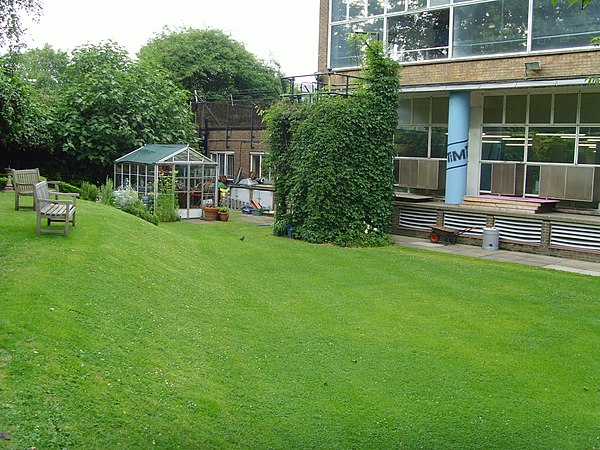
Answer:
(0, 192, 598, 449)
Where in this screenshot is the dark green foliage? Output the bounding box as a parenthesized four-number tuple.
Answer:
(264, 40, 399, 246)
(80, 181, 99, 201)
(138, 27, 282, 99)
(98, 177, 115, 206)
(121, 200, 159, 225)
(0, 176, 6, 189)
(56, 181, 81, 195)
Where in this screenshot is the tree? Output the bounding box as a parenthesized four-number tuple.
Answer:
(17, 44, 68, 100)
(0, 0, 42, 49)
(138, 27, 282, 99)
(53, 42, 196, 181)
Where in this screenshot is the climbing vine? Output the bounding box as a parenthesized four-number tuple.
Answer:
(264, 39, 400, 246)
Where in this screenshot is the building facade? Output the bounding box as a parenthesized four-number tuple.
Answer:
(319, 0, 600, 209)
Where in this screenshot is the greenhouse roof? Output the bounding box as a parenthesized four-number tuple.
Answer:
(115, 144, 216, 165)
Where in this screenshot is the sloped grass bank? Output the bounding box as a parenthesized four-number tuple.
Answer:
(0, 193, 598, 448)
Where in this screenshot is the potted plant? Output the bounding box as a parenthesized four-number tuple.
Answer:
(218, 206, 230, 222)
(203, 204, 219, 221)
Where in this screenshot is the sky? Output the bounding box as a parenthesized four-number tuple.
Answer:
(22, 0, 321, 77)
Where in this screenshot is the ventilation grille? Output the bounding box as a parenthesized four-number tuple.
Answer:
(550, 222, 600, 253)
(398, 207, 437, 230)
(443, 212, 486, 236)
(493, 216, 543, 245)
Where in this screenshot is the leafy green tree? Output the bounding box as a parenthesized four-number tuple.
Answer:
(17, 44, 68, 100)
(53, 42, 196, 181)
(138, 27, 282, 99)
(0, 53, 50, 150)
(0, 0, 41, 49)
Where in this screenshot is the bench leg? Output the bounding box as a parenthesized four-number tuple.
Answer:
(36, 214, 42, 236)
(15, 194, 19, 211)
(64, 218, 69, 237)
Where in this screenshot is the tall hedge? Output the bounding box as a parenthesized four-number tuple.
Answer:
(264, 40, 399, 246)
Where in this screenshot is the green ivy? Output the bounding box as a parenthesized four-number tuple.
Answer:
(264, 39, 399, 247)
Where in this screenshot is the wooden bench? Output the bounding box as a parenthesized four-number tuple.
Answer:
(12, 168, 60, 210)
(33, 181, 79, 236)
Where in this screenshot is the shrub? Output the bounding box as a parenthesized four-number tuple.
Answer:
(0, 177, 6, 190)
(99, 177, 115, 206)
(57, 181, 82, 195)
(80, 181, 99, 201)
(113, 184, 138, 208)
(122, 200, 159, 225)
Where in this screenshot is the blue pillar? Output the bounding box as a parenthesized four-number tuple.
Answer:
(445, 91, 470, 204)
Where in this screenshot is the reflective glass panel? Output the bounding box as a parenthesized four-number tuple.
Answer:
(431, 97, 449, 124)
(368, 0, 384, 15)
(525, 165, 541, 195)
(532, 0, 600, 51)
(407, 0, 427, 10)
(580, 93, 600, 123)
(483, 96, 503, 123)
(387, 0, 405, 13)
(480, 163, 492, 191)
(452, 0, 528, 58)
(395, 126, 429, 157)
(578, 127, 600, 165)
(481, 127, 526, 162)
(349, 0, 365, 19)
(431, 0, 450, 5)
(413, 98, 430, 124)
(332, 0, 347, 21)
(431, 127, 448, 158)
(528, 127, 576, 163)
(330, 19, 384, 68)
(505, 95, 526, 123)
(529, 94, 552, 124)
(554, 93, 578, 124)
(388, 9, 450, 62)
(397, 98, 412, 124)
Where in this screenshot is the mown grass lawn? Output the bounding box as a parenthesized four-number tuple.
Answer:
(0, 192, 598, 449)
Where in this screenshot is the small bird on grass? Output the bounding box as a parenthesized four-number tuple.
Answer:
(239, 235, 245, 241)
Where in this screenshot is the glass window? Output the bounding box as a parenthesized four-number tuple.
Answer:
(413, 98, 430, 124)
(532, 0, 600, 51)
(250, 153, 263, 178)
(407, 0, 427, 10)
(397, 98, 412, 124)
(330, 19, 384, 69)
(395, 126, 429, 157)
(212, 152, 235, 179)
(481, 127, 526, 162)
(431, 0, 450, 5)
(525, 165, 541, 195)
(505, 95, 527, 123)
(387, 0, 405, 13)
(529, 94, 552, 124)
(388, 9, 449, 62)
(528, 127, 576, 163)
(483, 96, 503, 123)
(452, 0, 528, 58)
(368, 0, 384, 16)
(480, 163, 492, 192)
(332, 0, 347, 21)
(554, 93, 578, 124)
(349, 0, 365, 19)
(580, 93, 600, 123)
(431, 97, 449, 124)
(431, 127, 448, 158)
(578, 127, 600, 165)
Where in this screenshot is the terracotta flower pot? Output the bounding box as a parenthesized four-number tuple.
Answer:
(203, 206, 219, 221)
(218, 212, 230, 222)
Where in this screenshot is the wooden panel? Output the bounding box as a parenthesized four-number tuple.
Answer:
(398, 159, 418, 188)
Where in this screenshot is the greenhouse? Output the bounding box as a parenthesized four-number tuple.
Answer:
(114, 144, 218, 219)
